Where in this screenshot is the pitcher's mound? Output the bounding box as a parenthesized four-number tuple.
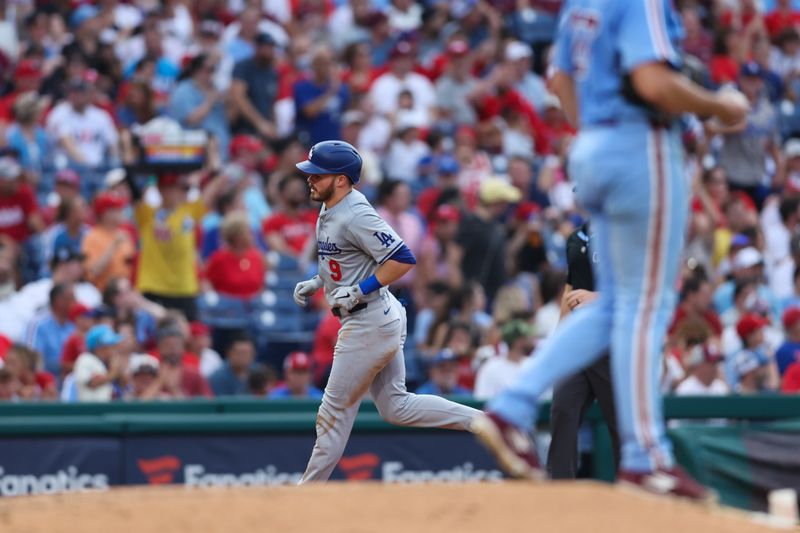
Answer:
(1, 481, 778, 533)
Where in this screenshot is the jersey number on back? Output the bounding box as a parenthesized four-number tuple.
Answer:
(373, 231, 395, 248)
(329, 259, 342, 281)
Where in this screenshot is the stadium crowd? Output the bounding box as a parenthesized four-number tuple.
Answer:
(0, 0, 799, 402)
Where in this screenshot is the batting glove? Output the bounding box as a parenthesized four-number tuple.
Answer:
(293, 276, 323, 307)
(329, 285, 364, 312)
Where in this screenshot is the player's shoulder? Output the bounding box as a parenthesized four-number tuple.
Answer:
(342, 189, 380, 219)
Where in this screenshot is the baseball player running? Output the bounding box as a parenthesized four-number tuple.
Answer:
(471, 0, 748, 501)
(293, 140, 480, 483)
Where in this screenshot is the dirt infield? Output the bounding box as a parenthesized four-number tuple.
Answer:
(0, 481, 780, 533)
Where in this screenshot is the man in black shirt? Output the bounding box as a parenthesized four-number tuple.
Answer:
(547, 221, 621, 479)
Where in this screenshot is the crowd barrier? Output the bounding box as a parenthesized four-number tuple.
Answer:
(0, 396, 798, 511)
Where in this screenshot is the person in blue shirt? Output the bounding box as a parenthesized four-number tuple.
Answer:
(415, 350, 471, 397)
(776, 307, 800, 376)
(209, 331, 257, 397)
(269, 351, 324, 399)
(473, 0, 748, 501)
(168, 54, 230, 161)
(24, 282, 76, 376)
(294, 47, 351, 147)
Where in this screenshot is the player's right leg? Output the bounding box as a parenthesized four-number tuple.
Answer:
(369, 298, 482, 429)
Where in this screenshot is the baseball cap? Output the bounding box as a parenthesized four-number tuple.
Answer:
(446, 40, 470, 57)
(431, 349, 459, 366)
(732, 349, 762, 378)
(105, 168, 126, 189)
(786, 138, 800, 159)
(55, 169, 80, 188)
(505, 41, 533, 62)
(189, 321, 210, 337)
(733, 247, 763, 270)
(129, 353, 160, 375)
(437, 154, 460, 175)
(68, 302, 93, 322)
(502, 320, 535, 346)
(739, 62, 764, 79)
(433, 204, 461, 224)
(783, 306, 800, 329)
(342, 110, 366, 126)
(450, 0, 478, 18)
(93, 192, 128, 218)
(229, 134, 263, 157)
(284, 351, 312, 372)
(13, 59, 42, 80)
(51, 246, 84, 268)
(255, 32, 276, 46)
(730, 233, 751, 249)
(199, 20, 223, 37)
(684, 341, 723, 367)
(86, 324, 123, 352)
(480, 177, 522, 204)
(70, 4, 99, 29)
(0, 156, 21, 181)
(736, 313, 769, 340)
(390, 40, 414, 60)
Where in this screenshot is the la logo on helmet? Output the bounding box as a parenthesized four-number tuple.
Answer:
(309, 146, 315, 159)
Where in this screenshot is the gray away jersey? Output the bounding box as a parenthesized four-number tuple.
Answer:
(316, 189, 404, 299)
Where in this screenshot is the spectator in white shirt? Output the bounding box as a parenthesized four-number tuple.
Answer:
(74, 324, 125, 402)
(474, 319, 535, 400)
(46, 79, 119, 170)
(675, 341, 730, 396)
(369, 40, 436, 125)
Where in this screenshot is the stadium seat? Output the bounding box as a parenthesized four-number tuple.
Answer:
(197, 292, 251, 329)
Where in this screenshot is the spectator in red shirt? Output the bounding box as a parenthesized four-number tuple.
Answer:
(262, 175, 318, 258)
(0, 60, 44, 125)
(783, 360, 800, 392)
(670, 275, 724, 339)
(416, 155, 461, 222)
(60, 302, 97, 377)
(342, 41, 378, 96)
(3, 343, 57, 400)
(205, 211, 266, 298)
(153, 325, 212, 398)
(765, 0, 800, 39)
(709, 28, 741, 86)
(0, 155, 44, 244)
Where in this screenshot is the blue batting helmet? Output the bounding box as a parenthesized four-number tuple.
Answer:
(295, 140, 363, 184)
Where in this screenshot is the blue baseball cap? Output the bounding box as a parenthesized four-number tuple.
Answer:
(739, 62, 763, 79)
(70, 4, 99, 28)
(431, 349, 459, 366)
(437, 154, 460, 175)
(86, 324, 123, 352)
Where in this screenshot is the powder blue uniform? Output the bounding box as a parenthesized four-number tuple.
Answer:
(489, 0, 688, 473)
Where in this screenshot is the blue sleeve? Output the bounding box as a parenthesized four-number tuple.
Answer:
(617, 0, 683, 72)
(293, 81, 317, 115)
(387, 244, 416, 265)
(552, 9, 574, 74)
(167, 84, 196, 124)
(232, 60, 247, 82)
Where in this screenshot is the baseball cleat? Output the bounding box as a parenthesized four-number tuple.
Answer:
(617, 465, 717, 504)
(471, 412, 544, 480)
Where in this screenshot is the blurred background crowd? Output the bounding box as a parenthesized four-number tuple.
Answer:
(0, 0, 799, 403)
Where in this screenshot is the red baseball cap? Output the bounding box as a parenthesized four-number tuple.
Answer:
(447, 40, 470, 57)
(93, 192, 127, 218)
(390, 40, 414, 60)
(55, 169, 80, 188)
(229, 135, 263, 158)
(736, 313, 769, 340)
(158, 173, 183, 187)
(783, 307, 800, 329)
(284, 351, 312, 372)
(68, 302, 92, 322)
(189, 321, 210, 337)
(434, 204, 460, 223)
(14, 59, 42, 80)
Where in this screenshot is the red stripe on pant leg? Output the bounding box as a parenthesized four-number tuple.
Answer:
(636, 129, 666, 464)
